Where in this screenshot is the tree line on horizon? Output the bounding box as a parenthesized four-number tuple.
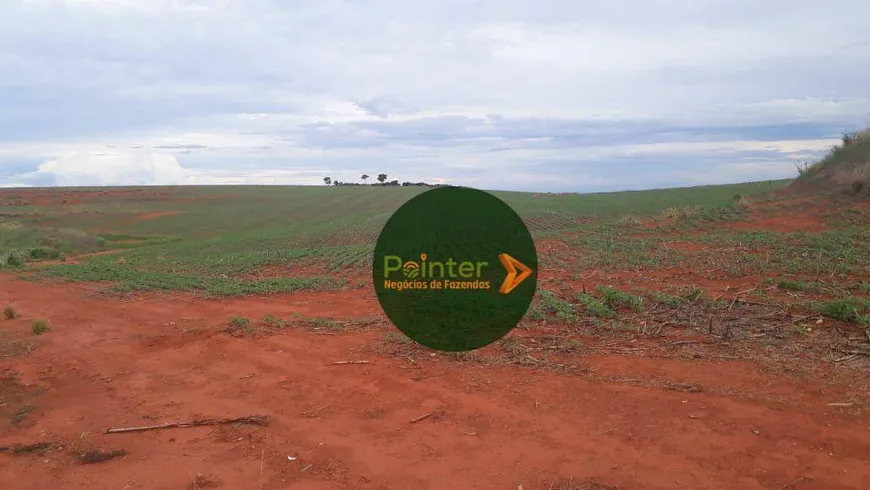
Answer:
(322, 173, 444, 187)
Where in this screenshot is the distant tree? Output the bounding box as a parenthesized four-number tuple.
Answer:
(361, 174, 369, 184)
(323, 177, 331, 186)
(377, 173, 387, 183)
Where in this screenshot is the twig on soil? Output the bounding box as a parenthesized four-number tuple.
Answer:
(302, 404, 331, 418)
(826, 402, 854, 407)
(736, 298, 782, 308)
(0, 442, 58, 454)
(103, 415, 268, 434)
(781, 476, 811, 489)
(834, 354, 858, 363)
(409, 412, 433, 424)
(668, 340, 707, 346)
(258, 449, 265, 490)
(330, 360, 370, 365)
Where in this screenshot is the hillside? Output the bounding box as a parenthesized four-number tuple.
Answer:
(794, 127, 870, 195)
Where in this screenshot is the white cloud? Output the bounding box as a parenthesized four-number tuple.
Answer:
(24, 150, 192, 186)
(1, 0, 869, 191)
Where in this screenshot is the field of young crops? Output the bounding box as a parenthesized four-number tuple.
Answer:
(0, 180, 789, 295)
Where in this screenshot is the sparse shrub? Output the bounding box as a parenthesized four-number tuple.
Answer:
(31, 320, 50, 335)
(794, 161, 811, 176)
(852, 180, 866, 195)
(3, 306, 16, 319)
(842, 131, 859, 146)
(6, 254, 22, 267)
(574, 293, 616, 318)
(596, 286, 644, 311)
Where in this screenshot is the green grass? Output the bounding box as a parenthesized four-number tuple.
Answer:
(0, 226, 105, 266)
(777, 279, 815, 292)
(41, 261, 344, 296)
(651, 293, 684, 307)
(694, 228, 870, 276)
(534, 290, 577, 322)
(262, 314, 286, 329)
(227, 316, 253, 334)
(574, 293, 617, 318)
(814, 297, 870, 325)
(596, 286, 644, 311)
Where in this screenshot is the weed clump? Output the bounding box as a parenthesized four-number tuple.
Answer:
(682, 287, 704, 302)
(662, 205, 703, 222)
(619, 215, 643, 226)
(596, 286, 644, 311)
(574, 292, 616, 318)
(778, 279, 811, 292)
(814, 297, 870, 325)
(28, 247, 61, 260)
(31, 320, 50, 335)
(3, 306, 16, 319)
(536, 290, 577, 322)
(262, 314, 286, 329)
(652, 292, 684, 308)
(226, 316, 253, 336)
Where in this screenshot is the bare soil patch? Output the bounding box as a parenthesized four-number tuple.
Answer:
(1, 273, 869, 489)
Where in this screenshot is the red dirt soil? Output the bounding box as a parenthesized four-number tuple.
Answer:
(1, 276, 869, 489)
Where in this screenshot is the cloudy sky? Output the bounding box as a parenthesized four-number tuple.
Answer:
(1, 0, 869, 192)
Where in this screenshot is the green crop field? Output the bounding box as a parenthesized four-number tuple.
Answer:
(0, 180, 792, 296)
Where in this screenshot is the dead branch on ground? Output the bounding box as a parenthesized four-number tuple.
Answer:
(103, 415, 268, 434)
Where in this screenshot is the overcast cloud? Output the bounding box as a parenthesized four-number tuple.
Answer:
(1, 0, 869, 192)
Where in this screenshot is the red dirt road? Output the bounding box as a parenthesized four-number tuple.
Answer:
(2, 276, 869, 489)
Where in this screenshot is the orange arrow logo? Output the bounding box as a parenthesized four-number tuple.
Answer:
(498, 253, 534, 294)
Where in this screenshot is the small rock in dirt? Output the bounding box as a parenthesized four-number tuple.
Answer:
(187, 473, 222, 489)
(78, 449, 127, 464)
(667, 382, 704, 393)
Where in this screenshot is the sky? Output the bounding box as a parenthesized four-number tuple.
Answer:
(1, 0, 869, 192)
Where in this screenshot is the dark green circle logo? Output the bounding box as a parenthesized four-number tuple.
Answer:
(373, 186, 538, 351)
